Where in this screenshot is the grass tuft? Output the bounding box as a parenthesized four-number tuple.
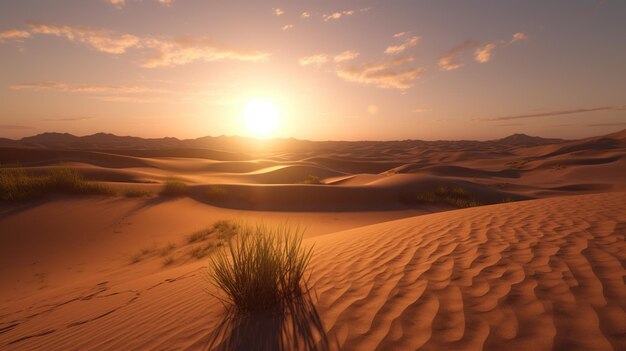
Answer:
(206, 185, 228, 201)
(0, 167, 115, 201)
(124, 188, 153, 198)
(411, 185, 481, 208)
(300, 175, 322, 185)
(208, 223, 313, 313)
(161, 179, 188, 197)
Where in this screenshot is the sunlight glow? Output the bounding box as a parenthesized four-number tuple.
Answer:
(243, 99, 281, 137)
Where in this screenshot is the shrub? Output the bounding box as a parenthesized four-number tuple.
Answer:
(415, 190, 436, 204)
(0, 167, 115, 201)
(124, 188, 153, 198)
(208, 223, 313, 313)
(161, 179, 188, 197)
(163, 256, 175, 266)
(187, 229, 212, 244)
(301, 175, 322, 185)
(206, 185, 228, 201)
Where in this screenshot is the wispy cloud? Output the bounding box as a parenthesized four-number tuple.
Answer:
(334, 50, 359, 63)
(11, 82, 169, 94)
(336, 56, 425, 89)
(393, 32, 408, 39)
(301, 12, 311, 19)
(479, 105, 626, 121)
(29, 23, 140, 54)
(475, 32, 528, 63)
(273, 8, 284, 16)
(0, 29, 31, 41)
(281, 24, 294, 31)
(385, 36, 420, 55)
(438, 40, 478, 71)
(298, 54, 329, 67)
(107, 0, 125, 8)
(323, 10, 354, 21)
(26, 23, 269, 68)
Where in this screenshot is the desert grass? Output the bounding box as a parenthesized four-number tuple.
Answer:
(208, 223, 313, 313)
(300, 175, 322, 185)
(162, 256, 175, 266)
(124, 188, 153, 198)
(413, 185, 481, 208)
(206, 185, 228, 201)
(0, 167, 115, 201)
(161, 178, 188, 197)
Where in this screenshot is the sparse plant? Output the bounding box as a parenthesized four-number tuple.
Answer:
(161, 178, 188, 197)
(415, 190, 437, 204)
(208, 223, 313, 313)
(124, 188, 153, 198)
(163, 256, 175, 266)
(190, 243, 215, 259)
(206, 185, 228, 201)
(435, 185, 449, 196)
(0, 167, 115, 201)
(301, 175, 322, 185)
(187, 229, 212, 244)
(160, 242, 176, 256)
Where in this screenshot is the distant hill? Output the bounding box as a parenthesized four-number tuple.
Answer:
(497, 133, 564, 146)
(2, 129, 624, 153)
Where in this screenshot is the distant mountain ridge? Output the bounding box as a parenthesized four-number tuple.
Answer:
(2, 130, 624, 152)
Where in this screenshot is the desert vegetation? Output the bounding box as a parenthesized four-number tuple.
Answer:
(160, 178, 188, 197)
(300, 175, 323, 185)
(207, 223, 313, 313)
(206, 185, 228, 201)
(411, 185, 481, 208)
(124, 188, 153, 198)
(0, 167, 115, 201)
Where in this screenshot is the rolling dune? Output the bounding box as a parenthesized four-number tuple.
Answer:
(0, 193, 624, 350)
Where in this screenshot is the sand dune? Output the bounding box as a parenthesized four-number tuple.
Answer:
(0, 193, 624, 350)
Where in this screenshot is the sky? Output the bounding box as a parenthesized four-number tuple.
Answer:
(0, 0, 625, 141)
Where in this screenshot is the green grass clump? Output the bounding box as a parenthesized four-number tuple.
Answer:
(0, 167, 114, 201)
(124, 188, 153, 198)
(161, 179, 188, 197)
(208, 223, 313, 313)
(300, 175, 322, 185)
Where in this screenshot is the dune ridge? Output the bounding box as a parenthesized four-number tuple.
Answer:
(1, 192, 624, 350)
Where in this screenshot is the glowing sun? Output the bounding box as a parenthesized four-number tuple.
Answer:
(243, 99, 281, 137)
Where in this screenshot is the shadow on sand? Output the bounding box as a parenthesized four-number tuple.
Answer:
(205, 290, 334, 351)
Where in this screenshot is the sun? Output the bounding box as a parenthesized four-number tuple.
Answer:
(243, 99, 281, 137)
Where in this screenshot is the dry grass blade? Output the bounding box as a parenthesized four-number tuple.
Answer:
(208, 223, 313, 313)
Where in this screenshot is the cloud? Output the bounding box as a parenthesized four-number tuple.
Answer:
(11, 81, 169, 94)
(273, 8, 284, 16)
(92, 96, 163, 103)
(385, 36, 420, 55)
(393, 32, 408, 39)
(26, 23, 268, 68)
(139, 37, 269, 68)
(323, 10, 354, 21)
(301, 12, 311, 19)
(334, 50, 359, 62)
(107, 0, 125, 8)
(475, 32, 528, 64)
(281, 24, 294, 31)
(413, 107, 431, 113)
(438, 40, 478, 71)
(474, 43, 497, 63)
(336, 56, 425, 89)
(588, 122, 626, 127)
(479, 105, 626, 121)
(0, 29, 31, 41)
(29, 23, 140, 54)
(298, 54, 329, 67)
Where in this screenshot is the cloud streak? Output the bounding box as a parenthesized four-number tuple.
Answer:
(480, 105, 626, 121)
(11, 82, 169, 94)
(323, 10, 354, 21)
(336, 56, 425, 89)
(385, 36, 420, 55)
(29, 23, 140, 54)
(0, 29, 31, 41)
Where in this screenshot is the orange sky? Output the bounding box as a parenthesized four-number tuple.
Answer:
(0, 0, 625, 141)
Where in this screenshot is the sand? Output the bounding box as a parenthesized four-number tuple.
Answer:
(0, 193, 624, 350)
(0, 130, 625, 350)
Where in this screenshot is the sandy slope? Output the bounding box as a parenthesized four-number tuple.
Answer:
(1, 193, 624, 350)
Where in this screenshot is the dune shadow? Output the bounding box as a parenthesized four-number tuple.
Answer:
(205, 290, 333, 351)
